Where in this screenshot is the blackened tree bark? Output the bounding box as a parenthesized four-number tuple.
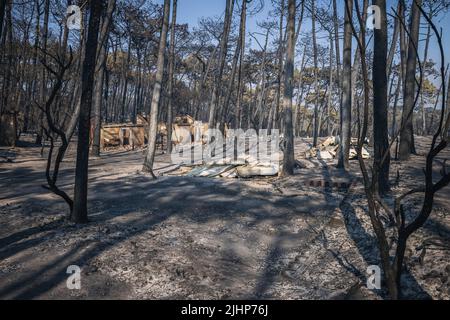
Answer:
(387, 1, 401, 80)
(142, 0, 170, 176)
(208, 0, 233, 129)
(311, 0, 319, 147)
(373, 0, 390, 194)
(0, 0, 15, 147)
(72, 0, 104, 223)
(337, 0, 353, 170)
(327, 34, 334, 137)
(221, 39, 240, 129)
(120, 36, 132, 123)
(270, 0, 285, 132)
(234, 0, 248, 129)
(35, 0, 50, 148)
(281, 0, 295, 177)
(167, 0, 177, 154)
(222, 0, 248, 129)
(0, 0, 6, 42)
(332, 0, 341, 83)
(399, 0, 422, 160)
(91, 0, 116, 157)
(419, 14, 431, 135)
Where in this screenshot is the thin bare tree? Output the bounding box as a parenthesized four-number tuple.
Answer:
(142, 0, 171, 177)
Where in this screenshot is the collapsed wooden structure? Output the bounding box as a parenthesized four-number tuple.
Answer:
(100, 114, 206, 150)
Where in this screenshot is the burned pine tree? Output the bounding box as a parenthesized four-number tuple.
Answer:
(281, 0, 296, 177)
(90, 0, 117, 157)
(72, 0, 105, 223)
(337, 0, 353, 171)
(399, 0, 422, 160)
(207, 0, 234, 130)
(142, 0, 171, 177)
(372, 0, 390, 195)
(166, 0, 177, 154)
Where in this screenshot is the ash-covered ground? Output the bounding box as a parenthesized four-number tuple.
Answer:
(0, 137, 448, 299)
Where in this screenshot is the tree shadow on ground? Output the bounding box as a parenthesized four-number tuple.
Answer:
(334, 184, 431, 299)
(0, 174, 340, 299)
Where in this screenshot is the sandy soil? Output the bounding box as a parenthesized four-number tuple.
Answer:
(0, 136, 448, 299)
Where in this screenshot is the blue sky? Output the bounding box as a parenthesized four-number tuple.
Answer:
(158, 0, 450, 69)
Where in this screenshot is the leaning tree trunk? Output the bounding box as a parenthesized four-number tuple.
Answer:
(399, 0, 422, 160)
(387, 1, 401, 83)
(72, 0, 104, 223)
(281, 0, 296, 177)
(142, 0, 170, 176)
(373, 0, 390, 195)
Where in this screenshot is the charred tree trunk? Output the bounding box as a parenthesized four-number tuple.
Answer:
(337, 0, 353, 170)
(0, 0, 15, 147)
(142, 0, 170, 176)
(281, 0, 295, 177)
(399, 0, 422, 160)
(72, 0, 104, 223)
(0, 0, 6, 40)
(373, 0, 390, 195)
(311, 0, 319, 147)
(167, 0, 177, 154)
(419, 19, 431, 136)
(120, 36, 132, 123)
(208, 0, 233, 129)
(234, 0, 247, 129)
(332, 0, 341, 78)
(91, 0, 116, 157)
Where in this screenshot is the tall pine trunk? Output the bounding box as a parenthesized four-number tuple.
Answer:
(91, 0, 116, 157)
(208, 0, 233, 129)
(373, 0, 390, 194)
(281, 0, 295, 177)
(167, 0, 177, 154)
(311, 0, 319, 146)
(142, 0, 170, 175)
(399, 0, 422, 160)
(234, 0, 247, 129)
(337, 0, 353, 170)
(72, 0, 104, 223)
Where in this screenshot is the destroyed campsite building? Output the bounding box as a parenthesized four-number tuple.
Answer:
(99, 114, 201, 150)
